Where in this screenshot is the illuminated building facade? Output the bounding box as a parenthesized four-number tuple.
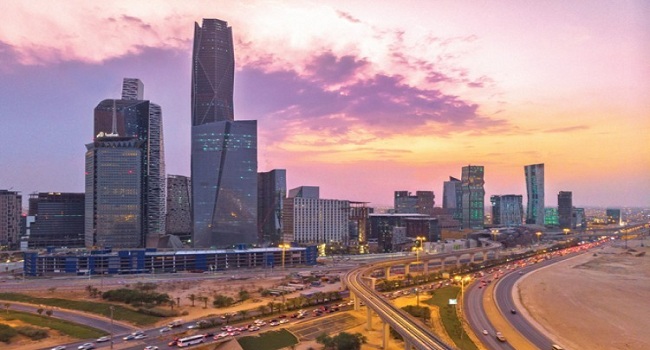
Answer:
(524, 163, 545, 225)
(461, 165, 485, 229)
(606, 208, 622, 225)
(282, 187, 349, 245)
(191, 19, 258, 248)
(442, 176, 462, 222)
(544, 207, 559, 226)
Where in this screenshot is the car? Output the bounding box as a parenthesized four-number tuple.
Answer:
(279, 319, 289, 324)
(51, 346, 67, 350)
(248, 326, 260, 332)
(123, 335, 136, 341)
(228, 331, 241, 336)
(496, 332, 506, 342)
(510, 309, 517, 314)
(214, 332, 230, 339)
(144, 347, 159, 350)
(134, 334, 148, 340)
(160, 326, 171, 333)
(78, 343, 95, 350)
(269, 321, 280, 326)
(187, 324, 197, 329)
(482, 329, 488, 335)
(96, 336, 110, 343)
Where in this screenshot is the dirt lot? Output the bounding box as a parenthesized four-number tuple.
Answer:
(517, 238, 650, 350)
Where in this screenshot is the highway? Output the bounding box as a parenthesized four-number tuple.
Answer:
(343, 245, 500, 350)
(464, 280, 516, 350)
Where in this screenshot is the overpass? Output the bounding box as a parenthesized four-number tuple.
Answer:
(342, 242, 501, 350)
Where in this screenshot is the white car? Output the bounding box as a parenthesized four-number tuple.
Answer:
(160, 326, 171, 333)
(134, 334, 148, 340)
(51, 347, 67, 350)
(144, 346, 159, 350)
(96, 336, 110, 343)
(78, 343, 95, 350)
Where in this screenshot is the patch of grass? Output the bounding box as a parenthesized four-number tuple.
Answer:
(0, 293, 160, 326)
(0, 310, 106, 340)
(424, 286, 478, 350)
(238, 329, 298, 350)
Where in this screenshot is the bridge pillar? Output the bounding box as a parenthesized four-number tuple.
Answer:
(423, 261, 429, 275)
(470, 253, 475, 263)
(382, 321, 389, 349)
(366, 307, 372, 330)
(455, 257, 461, 267)
(353, 292, 360, 311)
(369, 277, 376, 290)
(404, 264, 410, 276)
(404, 340, 411, 350)
(385, 266, 391, 280)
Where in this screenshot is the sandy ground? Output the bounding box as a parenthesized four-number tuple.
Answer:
(517, 238, 650, 350)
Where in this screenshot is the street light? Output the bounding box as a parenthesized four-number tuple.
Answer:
(536, 231, 542, 244)
(490, 228, 499, 242)
(413, 236, 426, 262)
(279, 244, 290, 270)
(454, 275, 471, 316)
(563, 228, 570, 236)
(109, 306, 114, 350)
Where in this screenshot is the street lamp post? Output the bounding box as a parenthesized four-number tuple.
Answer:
(109, 306, 114, 350)
(413, 236, 426, 262)
(536, 231, 542, 244)
(279, 244, 290, 270)
(454, 275, 471, 316)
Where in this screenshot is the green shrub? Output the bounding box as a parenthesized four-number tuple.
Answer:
(0, 324, 18, 343)
(137, 307, 180, 318)
(16, 326, 48, 340)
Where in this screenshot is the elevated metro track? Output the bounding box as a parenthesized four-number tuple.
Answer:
(343, 245, 500, 350)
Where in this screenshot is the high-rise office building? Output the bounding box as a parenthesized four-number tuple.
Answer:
(461, 165, 485, 229)
(394, 191, 435, 216)
(490, 195, 523, 227)
(258, 169, 286, 245)
(282, 187, 349, 245)
(87, 78, 165, 248)
(557, 191, 573, 230)
(27, 192, 85, 248)
(544, 207, 559, 226)
(524, 163, 545, 225)
(166, 175, 192, 244)
(85, 137, 144, 248)
(191, 19, 258, 248)
(0, 190, 22, 249)
(442, 177, 462, 221)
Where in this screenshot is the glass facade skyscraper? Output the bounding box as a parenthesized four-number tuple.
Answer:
(166, 175, 192, 244)
(442, 176, 462, 222)
(28, 192, 85, 248)
(191, 19, 258, 248)
(461, 165, 485, 229)
(86, 79, 165, 248)
(558, 191, 573, 230)
(525, 163, 545, 225)
(257, 169, 286, 245)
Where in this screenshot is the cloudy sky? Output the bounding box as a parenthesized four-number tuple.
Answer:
(1, 0, 648, 208)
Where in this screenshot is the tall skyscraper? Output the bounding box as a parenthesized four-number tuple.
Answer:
(258, 169, 286, 245)
(86, 78, 165, 248)
(0, 190, 22, 249)
(166, 175, 192, 244)
(490, 195, 523, 227)
(191, 19, 258, 248)
(524, 163, 545, 225)
(606, 208, 622, 225)
(442, 176, 462, 221)
(557, 191, 573, 230)
(394, 191, 435, 216)
(461, 165, 485, 229)
(28, 192, 85, 248)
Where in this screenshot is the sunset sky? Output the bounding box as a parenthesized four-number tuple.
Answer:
(1, 1, 648, 208)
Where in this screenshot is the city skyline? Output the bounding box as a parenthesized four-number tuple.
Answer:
(1, 1, 648, 208)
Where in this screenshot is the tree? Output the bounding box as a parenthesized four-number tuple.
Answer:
(257, 305, 267, 316)
(45, 309, 53, 318)
(199, 296, 209, 309)
(317, 332, 366, 350)
(237, 309, 248, 321)
(188, 294, 196, 307)
(238, 289, 250, 303)
(3, 303, 9, 314)
(267, 301, 276, 314)
(36, 308, 44, 315)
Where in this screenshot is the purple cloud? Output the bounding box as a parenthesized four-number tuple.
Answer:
(336, 10, 361, 23)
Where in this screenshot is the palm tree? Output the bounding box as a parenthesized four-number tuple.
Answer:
(188, 294, 196, 307)
(267, 301, 276, 314)
(3, 303, 10, 314)
(238, 309, 248, 321)
(257, 305, 267, 316)
(36, 308, 44, 315)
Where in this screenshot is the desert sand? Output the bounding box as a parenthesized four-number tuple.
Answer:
(517, 238, 650, 350)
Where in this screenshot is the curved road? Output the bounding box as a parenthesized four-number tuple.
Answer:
(343, 245, 500, 350)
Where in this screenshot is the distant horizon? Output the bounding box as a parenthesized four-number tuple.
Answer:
(1, 1, 648, 208)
